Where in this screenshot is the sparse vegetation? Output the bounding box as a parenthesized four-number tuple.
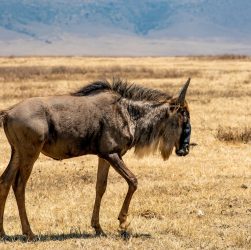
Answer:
(216, 126, 251, 143)
(190, 54, 251, 61)
(0, 65, 201, 82)
(0, 56, 250, 249)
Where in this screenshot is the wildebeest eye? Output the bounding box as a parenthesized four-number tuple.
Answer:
(181, 110, 189, 123)
(183, 113, 188, 123)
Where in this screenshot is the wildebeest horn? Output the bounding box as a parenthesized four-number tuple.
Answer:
(177, 78, 190, 106)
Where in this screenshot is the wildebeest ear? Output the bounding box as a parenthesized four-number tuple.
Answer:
(176, 78, 190, 106)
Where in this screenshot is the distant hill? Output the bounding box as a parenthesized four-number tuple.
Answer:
(0, 0, 251, 56)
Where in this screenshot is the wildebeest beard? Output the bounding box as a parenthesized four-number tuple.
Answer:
(134, 112, 191, 160)
(132, 106, 183, 161)
(159, 114, 185, 160)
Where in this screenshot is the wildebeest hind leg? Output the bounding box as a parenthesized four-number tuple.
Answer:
(12, 147, 41, 241)
(0, 149, 19, 238)
(91, 158, 110, 236)
(102, 153, 138, 232)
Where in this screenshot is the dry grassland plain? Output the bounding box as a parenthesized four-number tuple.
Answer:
(0, 56, 250, 249)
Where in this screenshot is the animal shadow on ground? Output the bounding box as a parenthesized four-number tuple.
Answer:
(0, 232, 94, 242)
(0, 231, 152, 242)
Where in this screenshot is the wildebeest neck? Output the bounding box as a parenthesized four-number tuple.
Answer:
(123, 99, 177, 158)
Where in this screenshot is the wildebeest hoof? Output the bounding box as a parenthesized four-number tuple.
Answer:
(24, 232, 36, 241)
(95, 230, 107, 237)
(119, 230, 131, 240)
(0, 231, 6, 240)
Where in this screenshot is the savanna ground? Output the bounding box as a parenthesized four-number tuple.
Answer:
(0, 56, 250, 249)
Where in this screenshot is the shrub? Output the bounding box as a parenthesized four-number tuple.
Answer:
(216, 126, 251, 143)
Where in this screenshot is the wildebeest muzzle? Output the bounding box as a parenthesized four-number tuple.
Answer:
(175, 120, 191, 157)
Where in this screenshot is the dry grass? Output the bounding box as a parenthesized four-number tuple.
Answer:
(0, 56, 251, 250)
(190, 54, 251, 61)
(0, 65, 200, 82)
(216, 126, 251, 143)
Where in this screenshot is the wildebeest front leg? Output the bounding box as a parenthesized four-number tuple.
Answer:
(91, 158, 110, 236)
(103, 153, 138, 231)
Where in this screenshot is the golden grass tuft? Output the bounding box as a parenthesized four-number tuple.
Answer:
(216, 126, 251, 143)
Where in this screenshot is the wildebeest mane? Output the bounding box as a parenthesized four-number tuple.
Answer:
(72, 80, 111, 96)
(72, 79, 171, 102)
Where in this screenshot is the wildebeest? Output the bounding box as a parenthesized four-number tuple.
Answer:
(0, 78, 191, 239)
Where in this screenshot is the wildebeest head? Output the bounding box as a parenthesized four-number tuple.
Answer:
(174, 78, 191, 157)
(159, 78, 191, 160)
